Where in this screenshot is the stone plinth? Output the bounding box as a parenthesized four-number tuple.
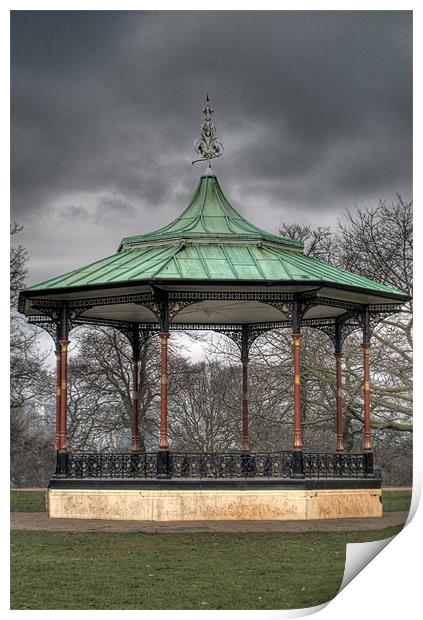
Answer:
(48, 486, 382, 521)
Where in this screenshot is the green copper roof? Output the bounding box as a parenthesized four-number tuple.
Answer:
(26, 174, 408, 299)
(119, 175, 303, 251)
(28, 239, 406, 297)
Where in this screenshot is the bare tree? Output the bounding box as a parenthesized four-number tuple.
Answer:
(170, 358, 241, 451)
(67, 328, 197, 452)
(10, 225, 54, 486)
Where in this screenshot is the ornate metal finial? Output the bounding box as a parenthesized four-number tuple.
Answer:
(192, 95, 224, 171)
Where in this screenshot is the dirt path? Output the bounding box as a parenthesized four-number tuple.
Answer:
(382, 487, 413, 492)
(10, 511, 408, 534)
(11, 488, 46, 492)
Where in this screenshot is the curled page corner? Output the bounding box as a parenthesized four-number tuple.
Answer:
(234, 601, 329, 620)
(406, 485, 421, 525)
(338, 484, 419, 594)
(339, 535, 396, 592)
(275, 601, 329, 618)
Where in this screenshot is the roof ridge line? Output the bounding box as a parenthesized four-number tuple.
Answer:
(149, 242, 186, 278)
(199, 174, 211, 233)
(213, 178, 241, 236)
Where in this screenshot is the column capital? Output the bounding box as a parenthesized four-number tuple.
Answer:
(292, 333, 302, 348)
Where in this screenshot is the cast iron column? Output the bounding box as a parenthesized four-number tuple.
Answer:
(54, 323, 61, 452)
(130, 325, 140, 453)
(292, 300, 304, 477)
(157, 299, 170, 478)
(159, 331, 169, 451)
(334, 319, 345, 453)
(362, 306, 373, 453)
(241, 325, 250, 453)
(292, 301, 303, 451)
(57, 304, 69, 476)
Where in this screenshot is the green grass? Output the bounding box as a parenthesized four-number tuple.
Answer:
(10, 489, 413, 514)
(11, 527, 403, 610)
(382, 491, 412, 513)
(10, 491, 46, 512)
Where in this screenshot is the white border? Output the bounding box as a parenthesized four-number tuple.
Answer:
(2, 3, 419, 619)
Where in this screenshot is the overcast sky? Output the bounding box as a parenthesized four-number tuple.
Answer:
(11, 10, 412, 287)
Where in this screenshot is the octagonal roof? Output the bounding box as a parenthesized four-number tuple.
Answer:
(24, 173, 408, 303)
(119, 174, 303, 251)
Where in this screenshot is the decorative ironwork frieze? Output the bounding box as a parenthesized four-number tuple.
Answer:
(368, 303, 404, 316)
(219, 324, 267, 355)
(27, 315, 59, 346)
(27, 294, 404, 354)
(315, 296, 362, 311)
(167, 290, 294, 305)
(30, 299, 62, 315)
(66, 292, 156, 310)
(218, 329, 243, 352)
(71, 317, 160, 348)
(169, 299, 200, 321)
(26, 290, 401, 331)
(300, 316, 360, 352)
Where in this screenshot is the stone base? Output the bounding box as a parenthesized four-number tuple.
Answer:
(48, 487, 382, 521)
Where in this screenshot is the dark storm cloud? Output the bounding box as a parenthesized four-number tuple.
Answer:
(11, 10, 412, 285)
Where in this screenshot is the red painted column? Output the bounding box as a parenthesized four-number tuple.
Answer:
(55, 345, 61, 451)
(335, 352, 345, 453)
(362, 341, 373, 452)
(292, 333, 303, 451)
(241, 355, 250, 453)
(58, 339, 70, 452)
(159, 331, 169, 450)
(131, 357, 140, 453)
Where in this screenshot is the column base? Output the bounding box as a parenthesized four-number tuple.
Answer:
(364, 452, 374, 477)
(157, 450, 170, 479)
(292, 450, 304, 478)
(55, 451, 69, 477)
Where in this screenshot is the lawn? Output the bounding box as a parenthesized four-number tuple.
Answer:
(381, 490, 412, 513)
(10, 489, 413, 513)
(11, 526, 403, 610)
(10, 491, 46, 513)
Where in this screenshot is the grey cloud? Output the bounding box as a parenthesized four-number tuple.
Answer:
(96, 195, 136, 220)
(11, 10, 412, 285)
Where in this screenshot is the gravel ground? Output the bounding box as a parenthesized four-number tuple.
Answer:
(10, 510, 408, 533)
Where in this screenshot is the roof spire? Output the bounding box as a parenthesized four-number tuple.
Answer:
(192, 95, 224, 174)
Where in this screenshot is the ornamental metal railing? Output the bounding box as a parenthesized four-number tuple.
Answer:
(302, 452, 367, 479)
(169, 451, 295, 478)
(61, 451, 374, 480)
(67, 452, 158, 479)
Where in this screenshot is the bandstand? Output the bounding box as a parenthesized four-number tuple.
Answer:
(18, 99, 409, 521)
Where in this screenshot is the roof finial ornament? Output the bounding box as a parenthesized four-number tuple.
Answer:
(192, 95, 224, 174)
